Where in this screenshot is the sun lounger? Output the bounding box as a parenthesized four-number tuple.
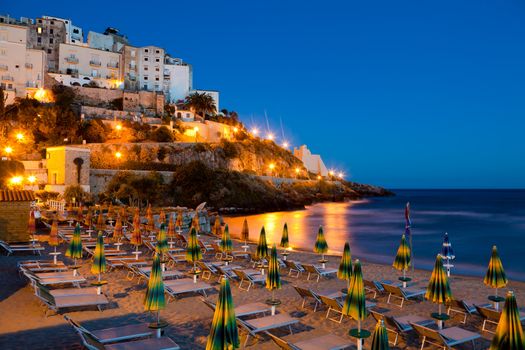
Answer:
(293, 286, 323, 312)
(319, 295, 375, 323)
(35, 283, 108, 316)
(19, 260, 68, 273)
(24, 269, 86, 287)
(301, 264, 337, 282)
(475, 305, 525, 333)
(363, 279, 398, 299)
(201, 298, 271, 317)
(267, 332, 353, 350)
(0, 240, 44, 255)
(233, 269, 266, 291)
(285, 260, 305, 278)
(411, 323, 481, 349)
(238, 314, 299, 347)
(447, 300, 488, 324)
(164, 279, 214, 300)
(381, 282, 425, 307)
(196, 261, 219, 280)
(370, 310, 434, 346)
(65, 315, 155, 344)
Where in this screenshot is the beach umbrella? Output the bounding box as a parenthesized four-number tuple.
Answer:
(392, 234, 411, 288)
(213, 217, 222, 236)
(107, 203, 114, 219)
(131, 209, 143, 258)
(65, 223, 83, 274)
(167, 213, 176, 245)
(280, 223, 289, 249)
(144, 252, 166, 338)
(256, 226, 269, 260)
(220, 224, 233, 256)
(113, 214, 123, 243)
(240, 218, 249, 251)
(186, 227, 202, 282)
(314, 225, 328, 267)
(343, 260, 367, 350)
(77, 206, 84, 223)
(439, 232, 455, 277)
(205, 278, 240, 350)
(48, 219, 60, 264)
(192, 213, 201, 233)
(266, 244, 282, 315)
(96, 211, 105, 231)
(28, 210, 36, 241)
(84, 207, 92, 229)
(426, 255, 452, 329)
(146, 204, 155, 232)
(175, 209, 183, 229)
(404, 202, 414, 272)
(91, 231, 106, 294)
(158, 209, 166, 226)
(484, 245, 508, 310)
(338, 242, 352, 283)
(370, 319, 390, 350)
(490, 291, 525, 350)
(156, 223, 169, 259)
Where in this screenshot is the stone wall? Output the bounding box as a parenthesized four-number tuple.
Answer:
(0, 201, 31, 242)
(89, 169, 173, 195)
(73, 86, 123, 106)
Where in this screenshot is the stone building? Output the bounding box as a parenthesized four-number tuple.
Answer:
(45, 146, 90, 193)
(27, 17, 67, 72)
(0, 190, 35, 242)
(293, 145, 328, 177)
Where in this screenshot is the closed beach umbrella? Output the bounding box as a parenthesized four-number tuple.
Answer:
(175, 210, 183, 229)
(484, 245, 508, 310)
(240, 218, 249, 250)
(84, 207, 92, 229)
(266, 244, 281, 306)
(146, 204, 155, 232)
(343, 260, 367, 350)
(314, 225, 328, 266)
(113, 214, 123, 242)
(158, 209, 166, 226)
(205, 278, 240, 350)
(256, 226, 269, 260)
(49, 219, 59, 264)
(192, 213, 201, 233)
(370, 319, 390, 350)
(156, 223, 168, 258)
(91, 231, 107, 287)
(280, 223, 289, 249)
(490, 291, 525, 350)
(131, 209, 143, 256)
(393, 234, 411, 287)
(144, 252, 166, 336)
(96, 211, 105, 231)
(220, 224, 233, 255)
(214, 217, 222, 236)
(77, 206, 84, 223)
(426, 255, 452, 327)
(338, 242, 352, 283)
(439, 232, 455, 277)
(186, 227, 202, 279)
(28, 210, 36, 239)
(167, 213, 176, 241)
(65, 223, 83, 272)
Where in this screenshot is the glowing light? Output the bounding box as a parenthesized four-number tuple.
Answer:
(27, 175, 36, 184)
(9, 176, 23, 185)
(16, 133, 24, 141)
(282, 142, 289, 148)
(115, 152, 122, 159)
(267, 133, 274, 141)
(233, 127, 238, 133)
(295, 168, 300, 174)
(33, 88, 53, 103)
(193, 126, 199, 132)
(317, 175, 322, 180)
(269, 163, 276, 170)
(338, 172, 344, 179)
(251, 128, 259, 135)
(4, 146, 13, 154)
(115, 124, 122, 131)
(329, 170, 334, 176)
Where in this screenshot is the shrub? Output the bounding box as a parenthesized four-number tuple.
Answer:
(63, 185, 91, 204)
(151, 126, 173, 142)
(81, 120, 107, 143)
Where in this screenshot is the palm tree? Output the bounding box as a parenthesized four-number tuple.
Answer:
(185, 92, 216, 119)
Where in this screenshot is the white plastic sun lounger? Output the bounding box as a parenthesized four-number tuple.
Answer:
(164, 280, 214, 300)
(411, 323, 481, 349)
(381, 282, 426, 308)
(301, 264, 338, 282)
(36, 284, 108, 316)
(238, 314, 299, 347)
(0, 240, 45, 255)
(201, 298, 271, 318)
(267, 332, 353, 350)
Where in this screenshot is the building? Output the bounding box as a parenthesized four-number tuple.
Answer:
(54, 42, 122, 89)
(180, 120, 237, 143)
(191, 89, 219, 112)
(45, 146, 91, 193)
(0, 22, 45, 104)
(293, 145, 328, 176)
(163, 55, 192, 103)
(87, 27, 128, 52)
(42, 16, 83, 44)
(121, 45, 139, 90)
(137, 45, 164, 92)
(0, 190, 35, 242)
(27, 16, 67, 72)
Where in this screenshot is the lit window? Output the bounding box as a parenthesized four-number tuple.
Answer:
(37, 27, 42, 34)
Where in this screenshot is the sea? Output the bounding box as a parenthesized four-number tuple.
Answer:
(225, 189, 525, 282)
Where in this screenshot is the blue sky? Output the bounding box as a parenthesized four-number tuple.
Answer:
(5, 0, 525, 188)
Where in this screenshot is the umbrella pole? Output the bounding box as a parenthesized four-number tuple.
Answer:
(156, 311, 161, 338)
(53, 246, 57, 265)
(402, 269, 407, 288)
(97, 273, 102, 295)
(73, 258, 77, 276)
(357, 320, 362, 350)
(193, 262, 197, 283)
(495, 288, 499, 310)
(135, 245, 139, 260)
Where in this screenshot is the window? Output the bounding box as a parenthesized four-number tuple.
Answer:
(37, 37, 42, 43)
(49, 38, 53, 44)
(38, 19, 42, 23)
(37, 27, 42, 34)
(47, 49, 52, 54)
(144, 66, 148, 71)
(144, 57, 148, 61)
(144, 76, 148, 80)
(131, 50, 136, 57)
(143, 84, 148, 90)
(155, 76, 159, 81)
(144, 49, 149, 53)
(156, 58, 160, 62)
(50, 20, 54, 25)
(50, 29, 54, 35)
(155, 50, 160, 54)
(73, 29, 79, 34)
(155, 84, 159, 90)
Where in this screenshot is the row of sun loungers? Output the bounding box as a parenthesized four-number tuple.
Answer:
(0, 240, 44, 255)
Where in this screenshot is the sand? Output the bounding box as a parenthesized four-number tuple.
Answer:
(1, 227, 523, 349)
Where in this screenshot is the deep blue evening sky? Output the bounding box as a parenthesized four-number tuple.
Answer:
(5, 0, 525, 188)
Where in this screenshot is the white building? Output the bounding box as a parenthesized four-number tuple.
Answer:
(87, 28, 128, 52)
(55, 43, 122, 89)
(138, 45, 164, 92)
(0, 23, 45, 104)
(42, 16, 83, 44)
(191, 89, 219, 112)
(163, 55, 192, 103)
(293, 145, 328, 176)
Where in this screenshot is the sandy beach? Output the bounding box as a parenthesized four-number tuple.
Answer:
(1, 228, 523, 350)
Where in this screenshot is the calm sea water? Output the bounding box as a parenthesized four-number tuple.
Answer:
(225, 190, 525, 281)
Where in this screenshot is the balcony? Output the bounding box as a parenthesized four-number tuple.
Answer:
(26, 81, 38, 88)
(0, 64, 8, 71)
(65, 56, 79, 64)
(107, 62, 119, 69)
(89, 60, 101, 67)
(1, 75, 14, 81)
(128, 63, 136, 70)
(25, 63, 33, 69)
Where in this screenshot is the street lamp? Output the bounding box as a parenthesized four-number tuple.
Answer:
(16, 133, 24, 141)
(251, 128, 258, 136)
(267, 133, 274, 141)
(115, 124, 122, 131)
(317, 175, 322, 180)
(193, 126, 199, 142)
(328, 170, 334, 181)
(295, 167, 300, 179)
(338, 172, 344, 179)
(4, 146, 13, 155)
(282, 141, 289, 149)
(269, 163, 275, 178)
(27, 175, 36, 184)
(115, 152, 122, 170)
(9, 176, 23, 188)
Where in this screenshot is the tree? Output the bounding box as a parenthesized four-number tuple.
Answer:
(185, 92, 216, 119)
(81, 120, 107, 143)
(151, 126, 173, 142)
(63, 185, 91, 204)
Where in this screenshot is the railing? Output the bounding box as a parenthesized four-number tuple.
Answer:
(25, 63, 33, 69)
(26, 81, 37, 88)
(107, 62, 119, 69)
(65, 57, 79, 64)
(47, 200, 65, 212)
(89, 60, 101, 67)
(1, 75, 14, 81)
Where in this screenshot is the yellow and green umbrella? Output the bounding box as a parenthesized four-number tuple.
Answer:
(370, 319, 390, 350)
(490, 291, 525, 350)
(175, 210, 183, 229)
(484, 245, 508, 309)
(144, 252, 166, 334)
(426, 255, 452, 321)
(280, 223, 289, 249)
(256, 226, 269, 260)
(393, 234, 411, 287)
(146, 204, 155, 232)
(186, 227, 202, 276)
(343, 260, 368, 347)
(84, 207, 93, 229)
(240, 218, 249, 250)
(220, 224, 233, 255)
(113, 214, 123, 243)
(338, 242, 352, 283)
(65, 223, 83, 270)
(96, 211, 105, 232)
(266, 244, 281, 304)
(213, 217, 223, 237)
(314, 225, 328, 264)
(131, 209, 143, 256)
(158, 209, 166, 226)
(91, 231, 106, 284)
(205, 278, 240, 350)
(156, 223, 169, 258)
(192, 213, 201, 233)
